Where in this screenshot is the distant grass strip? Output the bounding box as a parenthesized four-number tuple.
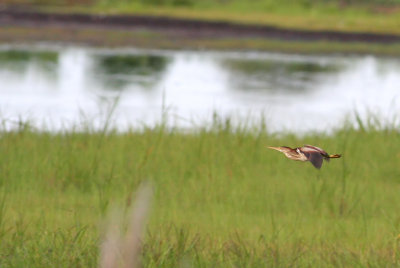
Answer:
(2, 26, 400, 56)
(20, 0, 400, 35)
(0, 116, 400, 266)
(93, 3, 400, 35)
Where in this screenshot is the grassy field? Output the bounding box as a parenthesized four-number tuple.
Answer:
(5, 25, 400, 55)
(5, 0, 400, 34)
(0, 116, 400, 267)
(2, 1, 400, 55)
(91, 0, 400, 34)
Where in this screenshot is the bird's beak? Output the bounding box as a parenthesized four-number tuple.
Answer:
(267, 146, 281, 151)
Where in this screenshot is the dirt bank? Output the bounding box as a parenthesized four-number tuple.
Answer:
(1, 9, 400, 44)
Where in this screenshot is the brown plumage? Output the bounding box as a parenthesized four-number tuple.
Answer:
(268, 145, 341, 169)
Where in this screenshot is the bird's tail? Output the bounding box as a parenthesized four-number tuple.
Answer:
(329, 154, 341, 158)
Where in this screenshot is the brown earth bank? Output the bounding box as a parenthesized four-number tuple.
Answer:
(1, 9, 400, 44)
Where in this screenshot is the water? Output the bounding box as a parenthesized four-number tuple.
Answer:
(0, 44, 399, 133)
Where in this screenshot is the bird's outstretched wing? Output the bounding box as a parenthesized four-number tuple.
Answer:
(302, 145, 330, 160)
(302, 145, 328, 155)
(301, 151, 324, 169)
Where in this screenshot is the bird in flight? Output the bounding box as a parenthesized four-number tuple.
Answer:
(267, 145, 341, 169)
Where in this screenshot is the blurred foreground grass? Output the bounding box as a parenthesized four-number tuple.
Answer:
(0, 116, 400, 267)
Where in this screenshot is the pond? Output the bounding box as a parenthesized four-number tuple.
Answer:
(0, 44, 399, 133)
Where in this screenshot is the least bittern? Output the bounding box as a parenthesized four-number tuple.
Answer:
(268, 145, 341, 169)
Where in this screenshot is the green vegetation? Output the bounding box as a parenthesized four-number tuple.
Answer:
(3, 1, 400, 54)
(0, 115, 400, 267)
(93, 0, 400, 34)
(6, 0, 400, 34)
(3, 26, 400, 56)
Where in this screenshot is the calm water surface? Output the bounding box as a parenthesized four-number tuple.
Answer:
(0, 44, 399, 133)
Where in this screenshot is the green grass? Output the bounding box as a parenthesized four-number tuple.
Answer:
(92, 1, 400, 34)
(3, 1, 400, 55)
(3, 25, 400, 56)
(0, 115, 400, 267)
(10, 0, 400, 35)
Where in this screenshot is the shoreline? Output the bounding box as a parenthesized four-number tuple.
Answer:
(1, 9, 400, 43)
(1, 9, 400, 54)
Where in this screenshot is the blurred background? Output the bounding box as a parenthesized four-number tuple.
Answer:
(0, 0, 400, 133)
(2, 2, 400, 267)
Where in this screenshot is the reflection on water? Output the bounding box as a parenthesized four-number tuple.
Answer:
(0, 50, 58, 81)
(0, 45, 399, 133)
(221, 58, 342, 92)
(93, 54, 170, 90)
(0, 50, 58, 66)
